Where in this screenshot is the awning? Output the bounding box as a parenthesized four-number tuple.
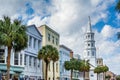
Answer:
(10, 71, 15, 74)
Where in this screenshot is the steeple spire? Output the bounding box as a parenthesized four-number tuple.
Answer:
(87, 16, 92, 32)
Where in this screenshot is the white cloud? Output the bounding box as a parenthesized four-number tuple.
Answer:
(101, 25, 115, 38)
(0, 0, 119, 75)
(104, 53, 120, 74)
(95, 26, 120, 74)
(27, 16, 49, 27)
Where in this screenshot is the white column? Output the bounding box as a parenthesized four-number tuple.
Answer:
(32, 37, 34, 48)
(12, 52, 14, 65)
(36, 40, 38, 51)
(27, 55, 29, 68)
(10, 49, 14, 65)
(22, 53, 24, 67)
(18, 53, 20, 66)
(5, 47, 7, 64)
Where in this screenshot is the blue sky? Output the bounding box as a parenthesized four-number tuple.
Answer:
(0, 0, 120, 74)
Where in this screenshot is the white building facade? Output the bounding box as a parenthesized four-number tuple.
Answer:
(0, 25, 43, 80)
(83, 17, 97, 80)
(59, 45, 72, 80)
(22, 25, 43, 80)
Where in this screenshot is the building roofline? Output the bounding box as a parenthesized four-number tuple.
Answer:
(60, 45, 73, 52)
(38, 24, 60, 36)
(27, 24, 43, 37)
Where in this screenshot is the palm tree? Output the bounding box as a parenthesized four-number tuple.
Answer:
(64, 58, 80, 80)
(0, 16, 28, 80)
(116, 0, 120, 12)
(94, 65, 109, 80)
(38, 45, 53, 80)
(94, 66, 102, 80)
(116, 75, 120, 80)
(51, 47, 59, 80)
(116, 0, 120, 39)
(79, 60, 90, 80)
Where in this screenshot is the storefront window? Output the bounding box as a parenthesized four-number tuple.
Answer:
(14, 53, 19, 65)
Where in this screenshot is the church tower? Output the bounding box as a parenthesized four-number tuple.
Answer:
(84, 16, 97, 80)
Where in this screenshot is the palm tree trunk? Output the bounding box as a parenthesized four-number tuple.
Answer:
(71, 69, 73, 80)
(53, 62, 55, 80)
(83, 71, 85, 80)
(46, 63, 49, 80)
(7, 46, 12, 80)
(98, 73, 99, 80)
(103, 72, 105, 80)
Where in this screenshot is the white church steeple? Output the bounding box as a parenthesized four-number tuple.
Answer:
(84, 16, 96, 59)
(84, 16, 97, 80)
(87, 16, 92, 32)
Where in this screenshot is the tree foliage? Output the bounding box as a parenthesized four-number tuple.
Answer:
(116, 0, 120, 12)
(94, 65, 109, 73)
(94, 66, 102, 74)
(116, 75, 120, 80)
(51, 47, 59, 62)
(38, 45, 53, 63)
(0, 16, 28, 51)
(79, 60, 90, 72)
(64, 58, 81, 71)
(115, 0, 120, 39)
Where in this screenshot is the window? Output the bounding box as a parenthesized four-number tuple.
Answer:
(34, 57, 36, 67)
(88, 43, 90, 46)
(24, 54, 27, 65)
(48, 33, 50, 41)
(0, 49, 5, 63)
(38, 60, 40, 67)
(88, 35, 90, 38)
(29, 36, 32, 47)
(14, 53, 19, 65)
(34, 38, 36, 49)
(29, 56, 31, 66)
(56, 38, 58, 45)
(87, 51, 89, 56)
(38, 40, 41, 49)
(91, 35, 93, 38)
(86, 35, 87, 39)
(92, 51, 94, 56)
(56, 63, 58, 72)
(52, 36, 54, 44)
(91, 43, 94, 47)
(20, 54, 22, 65)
